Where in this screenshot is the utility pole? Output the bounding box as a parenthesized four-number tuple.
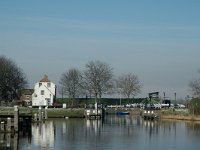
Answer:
(120, 89, 121, 106)
(163, 92, 165, 100)
(174, 92, 177, 105)
(62, 88, 64, 103)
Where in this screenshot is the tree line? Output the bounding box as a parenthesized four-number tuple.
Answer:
(59, 60, 142, 106)
(0, 56, 142, 104)
(1, 55, 200, 115)
(0, 56, 27, 101)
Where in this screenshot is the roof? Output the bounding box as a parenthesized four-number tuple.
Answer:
(20, 89, 34, 95)
(40, 75, 50, 82)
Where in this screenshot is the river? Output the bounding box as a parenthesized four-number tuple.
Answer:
(1, 115, 200, 150)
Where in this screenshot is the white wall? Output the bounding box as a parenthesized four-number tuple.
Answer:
(32, 82, 56, 106)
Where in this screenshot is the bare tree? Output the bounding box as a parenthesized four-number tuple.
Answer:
(0, 55, 27, 101)
(189, 71, 200, 114)
(116, 73, 142, 99)
(59, 68, 82, 106)
(189, 78, 200, 98)
(83, 60, 113, 103)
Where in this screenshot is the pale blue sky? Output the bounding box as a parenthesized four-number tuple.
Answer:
(1, 0, 200, 99)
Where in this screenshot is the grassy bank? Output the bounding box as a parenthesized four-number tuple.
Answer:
(46, 108, 85, 118)
(0, 107, 85, 118)
(161, 115, 200, 121)
(160, 109, 200, 121)
(1, 107, 200, 120)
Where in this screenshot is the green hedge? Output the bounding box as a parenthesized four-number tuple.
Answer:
(56, 98, 147, 106)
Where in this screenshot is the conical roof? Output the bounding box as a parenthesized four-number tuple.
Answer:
(40, 75, 50, 82)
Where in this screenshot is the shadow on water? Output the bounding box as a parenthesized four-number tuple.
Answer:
(1, 115, 200, 150)
(0, 127, 31, 150)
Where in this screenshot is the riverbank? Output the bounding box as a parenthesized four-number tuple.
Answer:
(0, 107, 85, 118)
(157, 109, 200, 121)
(1, 107, 200, 121)
(160, 115, 200, 121)
(47, 108, 85, 118)
(129, 108, 200, 121)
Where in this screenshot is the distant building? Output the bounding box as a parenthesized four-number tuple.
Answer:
(20, 89, 34, 106)
(32, 75, 56, 106)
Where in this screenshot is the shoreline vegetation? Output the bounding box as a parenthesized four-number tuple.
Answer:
(160, 110, 200, 121)
(0, 107, 200, 121)
(161, 115, 200, 121)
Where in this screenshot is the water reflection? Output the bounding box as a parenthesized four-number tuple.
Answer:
(0, 129, 31, 150)
(0, 133, 17, 149)
(1, 116, 200, 150)
(32, 122, 55, 148)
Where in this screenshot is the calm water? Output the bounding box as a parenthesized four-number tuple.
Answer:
(1, 115, 200, 150)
